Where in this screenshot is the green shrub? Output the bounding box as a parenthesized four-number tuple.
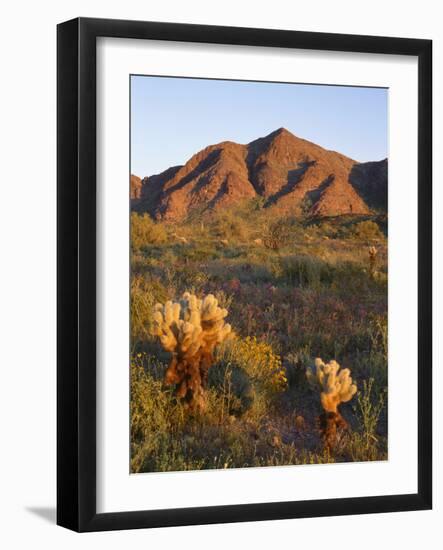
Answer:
(316, 221, 340, 238)
(209, 209, 248, 241)
(263, 218, 291, 250)
(332, 261, 386, 297)
(164, 263, 210, 294)
(346, 378, 387, 462)
(284, 348, 312, 387)
(209, 364, 255, 416)
(131, 212, 167, 250)
(347, 220, 384, 241)
(185, 245, 219, 261)
(280, 255, 334, 287)
(214, 337, 287, 398)
(130, 360, 186, 472)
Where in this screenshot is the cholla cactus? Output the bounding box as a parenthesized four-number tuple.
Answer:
(306, 358, 357, 413)
(306, 358, 357, 449)
(152, 292, 232, 411)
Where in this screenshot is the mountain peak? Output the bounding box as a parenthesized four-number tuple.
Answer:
(248, 127, 298, 149)
(267, 127, 293, 139)
(132, 130, 387, 221)
(275, 126, 290, 134)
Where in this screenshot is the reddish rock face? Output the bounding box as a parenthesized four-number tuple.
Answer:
(130, 174, 142, 200)
(131, 128, 387, 220)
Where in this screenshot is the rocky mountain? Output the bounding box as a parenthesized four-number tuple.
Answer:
(131, 128, 387, 221)
(130, 174, 142, 199)
(348, 159, 388, 212)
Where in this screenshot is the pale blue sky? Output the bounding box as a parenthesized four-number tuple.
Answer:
(131, 75, 388, 178)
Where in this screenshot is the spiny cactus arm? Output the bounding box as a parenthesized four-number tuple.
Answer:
(337, 369, 357, 402)
(172, 302, 181, 323)
(188, 309, 201, 327)
(163, 301, 173, 325)
(153, 291, 232, 355)
(182, 292, 198, 314)
(200, 295, 228, 321)
(306, 358, 327, 390)
(202, 320, 232, 347)
(178, 321, 203, 356)
(152, 309, 178, 352)
(201, 318, 223, 334)
(323, 360, 340, 381)
(200, 312, 229, 328)
(316, 357, 329, 387)
(340, 383, 358, 403)
(306, 358, 357, 413)
(201, 293, 216, 310)
(216, 323, 232, 343)
(153, 301, 182, 326)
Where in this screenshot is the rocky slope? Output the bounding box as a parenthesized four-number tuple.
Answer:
(130, 174, 142, 199)
(131, 128, 387, 220)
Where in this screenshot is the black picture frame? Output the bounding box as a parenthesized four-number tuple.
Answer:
(57, 17, 432, 532)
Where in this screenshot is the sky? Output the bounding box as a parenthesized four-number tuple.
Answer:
(131, 75, 388, 178)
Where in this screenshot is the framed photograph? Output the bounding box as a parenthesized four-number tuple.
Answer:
(57, 17, 432, 532)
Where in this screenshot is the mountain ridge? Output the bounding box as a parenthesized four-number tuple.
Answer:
(131, 128, 387, 221)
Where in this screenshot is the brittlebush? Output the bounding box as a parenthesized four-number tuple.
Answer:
(216, 336, 287, 395)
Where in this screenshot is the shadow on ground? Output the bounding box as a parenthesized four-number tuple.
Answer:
(26, 507, 56, 524)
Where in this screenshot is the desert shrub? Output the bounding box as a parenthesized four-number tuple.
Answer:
(209, 209, 248, 241)
(237, 261, 276, 284)
(213, 289, 234, 311)
(159, 247, 179, 267)
(215, 336, 287, 397)
(130, 360, 186, 472)
(130, 275, 168, 347)
(355, 379, 386, 441)
(180, 244, 220, 262)
(345, 431, 388, 463)
(316, 221, 340, 239)
(284, 348, 312, 387)
(279, 255, 334, 287)
(206, 259, 275, 286)
(263, 218, 291, 251)
(352, 350, 387, 399)
(131, 212, 167, 250)
(209, 364, 255, 416)
(132, 351, 168, 380)
(346, 378, 387, 462)
(351, 314, 388, 390)
(300, 195, 313, 218)
(368, 314, 388, 360)
(347, 220, 384, 242)
(163, 263, 210, 294)
(332, 260, 386, 297)
(247, 196, 266, 211)
(218, 245, 245, 259)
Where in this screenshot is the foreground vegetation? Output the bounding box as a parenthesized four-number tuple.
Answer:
(130, 200, 388, 473)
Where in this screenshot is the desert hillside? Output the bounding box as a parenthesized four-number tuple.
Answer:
(131, 128, 387, 220)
